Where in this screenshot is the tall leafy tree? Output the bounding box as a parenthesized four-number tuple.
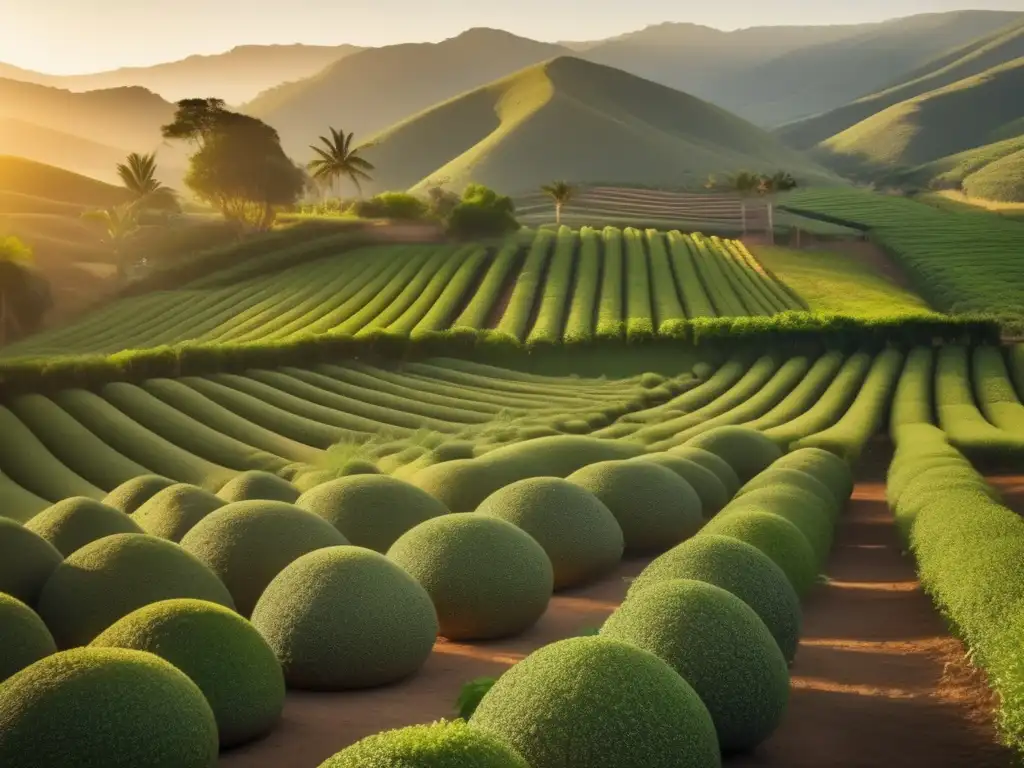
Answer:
(116, 152, 178, 212)
(181, 113, 305, 231)
(541, 181, 575, 225)
(307, 127, 375, 199)
(161, 98, 228, 149)
(0, 236, 51, 344)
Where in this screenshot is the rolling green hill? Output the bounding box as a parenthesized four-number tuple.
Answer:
(815, 57, 1024, 180)
(0, 156, 130, 209)
(777, 19, 1024, 149)
(358, 57, 837, 196)
(245, 29, 567, 158)
(897, 135, 1024, 202)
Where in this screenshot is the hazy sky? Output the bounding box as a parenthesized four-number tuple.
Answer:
(3, 0, 1021, 74)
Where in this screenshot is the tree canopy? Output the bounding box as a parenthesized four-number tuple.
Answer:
(165, 99, 304, 231)
(0, 236, 51, 344)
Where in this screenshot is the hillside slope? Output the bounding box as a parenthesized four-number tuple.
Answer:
(778, 18, 1024, 149)
(581, 11, 1021, 127)
(0, 156, 130, 208)
(817, 57, 1024, 176)
(358, 57, 836, 195)
(244, 29, 569, 157)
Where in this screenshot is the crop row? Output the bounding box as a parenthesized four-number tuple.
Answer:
(0, 357, 670, 524)
(781, 187, 1024, 331)
(888, 423, 1024, 754)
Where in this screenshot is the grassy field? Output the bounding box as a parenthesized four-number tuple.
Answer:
(779, 187, 1024, 332)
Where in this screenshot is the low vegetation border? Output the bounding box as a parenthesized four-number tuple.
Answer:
(0, 314, 999, 398)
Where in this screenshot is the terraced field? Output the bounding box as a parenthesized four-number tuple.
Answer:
(515, 186, 863, 237)
(1, 226, 807, 364)
(781, 187, 1024, 332)
(4, 203, 1024, 768)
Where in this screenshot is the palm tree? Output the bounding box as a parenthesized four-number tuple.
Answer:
(0, 236, 50, 345)
(757, 171, 798, 244)
(541, 181, 575, 225)
(727, 171, 762, 236)
(307, 127, 375, 199)
(81, 204, 142, 281)
(116, 152, 178, 212)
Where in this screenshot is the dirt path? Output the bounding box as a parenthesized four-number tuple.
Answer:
(220, 471, 1012, 768)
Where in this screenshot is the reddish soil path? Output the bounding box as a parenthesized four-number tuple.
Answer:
(220, 470, 1012, 768)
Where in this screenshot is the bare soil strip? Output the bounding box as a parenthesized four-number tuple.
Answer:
(220, 464, 1012, 768)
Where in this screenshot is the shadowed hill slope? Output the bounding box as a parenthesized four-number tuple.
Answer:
(778, 19, 1024, 149)
(245, 29, 568, 158)
(816, 57, 1024, 180)
(0, 156, 130, 209)
(358, 57, 837, 195)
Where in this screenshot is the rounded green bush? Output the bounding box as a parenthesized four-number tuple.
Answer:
(131, 484, 225, 542)
(387, 514, 552, 640)
(0, 517, 62, 605)
(295, 475, 449, 553)
(602, 579, 789, 752)
(725, 486, 835, 563)
(887, 457, 973, 509)
(0, 647, 218, 768)
(102, 475, 176, 514)
(317, 719, 529, 767)
(631, 453, 729, 517)
(685, 427, 783, 484)
(476, 477, 624, 589)
(251, 546, 437, 690)
(566, 461, 703, 555)
(25, 497, 142, 557)
(692, 362, 715, 379)
(218, 471, 300, 504)
(91, 599, 284, 747)
(38, 533, 235, 648)
(180, 500, 347, 617)
(337, 459, 383, 476)
(628, 534, 801, 662)
(411, 460, 523, 513)
(0, 592, 56, 683)
(470, 636, 720, 768)
(667, 446, 741, 496)
(701, 511, 818, 596)
(738, 468, 838, 518)
(771, 448, 853, 505)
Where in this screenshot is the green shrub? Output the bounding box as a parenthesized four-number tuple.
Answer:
(602, 579, 789, 752)
(724, 486, 835, 563)
(627, 534, 801, 662)
(90, 598, 283, 747)
(218, 471, 300, 504)
(348, 192, 427, 220)
(737, 468, 839, 520)
(446, 185, 519, 238)
(476, 477, 624, 590)
(667, 446, 741, 496)
(700, 510, 818, 596)
(770, 447, 854, 505)
(25, 497, 143, 557)
(0, 647, 218, 768)
(630, 453, 729, 517)
(0, 592, 56, 683)
(102, 475, 177, 514)
(251, 546, 437, 690)
(0, 517, 63, 605)
(38, 533, 235, 648)
(180, 500, 347, 617)
(131, 484, 226, 542)
(684, 427, 783, 483)
(470, 636, 720, 768)
(295, 475, 449, 553)
(317, 719, 529, 767)
(455, 677, 497, 719)
(566, 461, 702, 555)
(387, 514, 552, 640)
